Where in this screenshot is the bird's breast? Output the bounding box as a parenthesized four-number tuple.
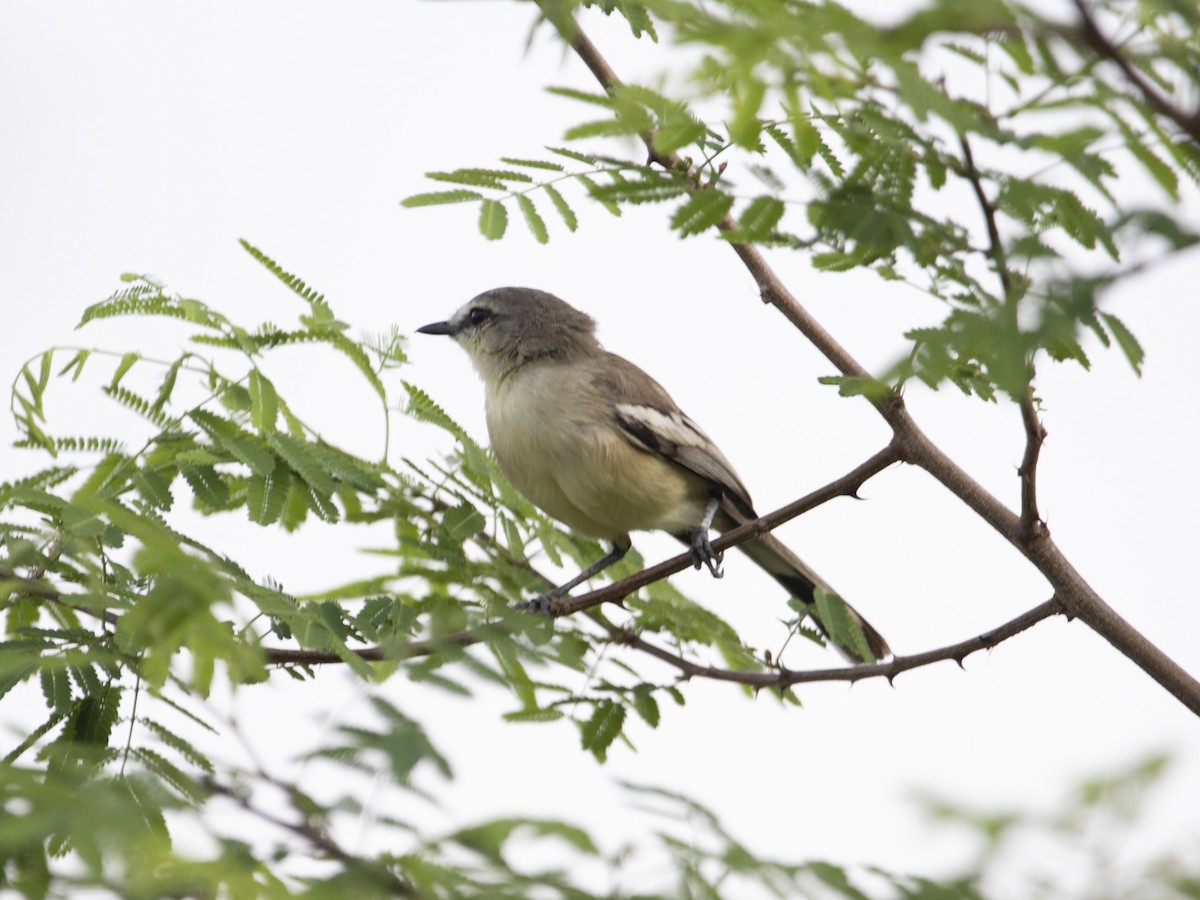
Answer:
(485, 366, 705, 539)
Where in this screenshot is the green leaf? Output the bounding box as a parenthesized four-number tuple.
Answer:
(451, 818, 598, 867)
(479, 199, 508, 240)
(589, 175, 687, 205)
(814, 589, 874, 663)
(430, 167, 533, 187)
(58, 349, 90, 383)
(1114, 118, 1179, 200)
(543, 184, 578, 232)
(577, 175, 623, 216)
(729, 78, 766, 148)
(190, 410, 276, 476)
(239, 240, 325, 306)
(670, 190, 734, 237)
(632, 686, 660, 728)
(39, 667, 74, 712)
(246, 466, 291, 526)
(732, 195, 785, 241)
(566, 118, 647, 141)
(442, 502, 485, 542)
(1100, 313, 1144, 376)
(817, 374, 893, 399)
(266, 433, 335, 499)
(109, 352, 139, 391)
(134, 469, 175, 511)
(133, 747, 204, 802)
(516, 195, 549, 243)
(502, 708, 565, 723)
(652, 114, 706, 154)
(499, 157, 565, 172)
(401, 189, 484, 208)
(490, 639, 537, 710)
(181, 465, 231, 510)
(151, 356, 186, 412)
(248, 371, 278, 433)
(580, 700, 626, 762)
(140, 717, 215, 773)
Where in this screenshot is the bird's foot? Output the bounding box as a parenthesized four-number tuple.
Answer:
(689, 527, 724, 578)
(518, 594, 555, 616)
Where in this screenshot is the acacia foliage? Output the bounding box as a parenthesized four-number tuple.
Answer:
(2, 242, 839, 896)
(407, 0, 1199, 399)
(3, 0, 1200, 895)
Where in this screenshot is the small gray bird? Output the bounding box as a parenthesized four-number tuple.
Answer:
(418, 287, 889, 663)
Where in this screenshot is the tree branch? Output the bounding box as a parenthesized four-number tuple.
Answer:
(263, 588, 1063, 694)
(1069, 0, 1200, 148)
(201, 774, 415, 896)
(0, 567, 121, 629)
(958, 131, 1047, 544)
(1017, 393, 1047, 541)
(553, 442, 902, 615)
(958, 133, 1012, 301)
(542, 5, 1200, 715)
(263, 629, 481, 666)
(260, 445, 901, 666)
(604, 597, 1062, 688)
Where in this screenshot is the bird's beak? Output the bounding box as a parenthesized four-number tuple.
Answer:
(416, 320, 459, 336)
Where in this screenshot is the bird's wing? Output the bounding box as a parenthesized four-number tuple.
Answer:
(586, 352, 756, 515)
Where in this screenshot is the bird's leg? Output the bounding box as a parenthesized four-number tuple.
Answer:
(689, 497, 724, 579)
(522, 536, 631, 615)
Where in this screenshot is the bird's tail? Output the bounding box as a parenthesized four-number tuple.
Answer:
(734, 531, 889, 663)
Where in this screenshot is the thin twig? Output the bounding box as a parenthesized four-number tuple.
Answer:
(0, 567, 122, 628)
(263, 630, 481, 666)
(263, 592, 1061, 693)
(958, 133, 1012, 301)
(553, 442, 902, 615)
(959, 132, 1048, 543)
(201, 775, 415, 897)
(1017, 393, 1048, 541)
(604, 598, 1062, 688)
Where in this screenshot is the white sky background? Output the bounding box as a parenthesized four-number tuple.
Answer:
(1, 0, 1199, 892)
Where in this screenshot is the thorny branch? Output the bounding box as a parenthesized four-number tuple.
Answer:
(541, 3, 1200, 715)
(601, 598, 1062, 689)
(552, 442, 902, 615)
(260, 595, 1061, 691)
(1017, 393, 1048, 541)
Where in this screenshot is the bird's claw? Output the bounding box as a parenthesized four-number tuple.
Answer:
(518, 594, 555, 616)
(689, 528, 724, 579)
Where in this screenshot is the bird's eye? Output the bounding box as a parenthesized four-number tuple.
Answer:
(467, 307, 492, 326)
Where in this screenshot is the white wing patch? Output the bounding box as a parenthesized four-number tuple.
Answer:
(613, 402, 754, 513)
(615, 404, 712, 450)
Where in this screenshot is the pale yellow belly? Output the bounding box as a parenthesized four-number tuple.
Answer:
(486, 374, 706, 540)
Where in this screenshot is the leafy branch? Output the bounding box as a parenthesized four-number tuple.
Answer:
(527, 0, 1200, 714)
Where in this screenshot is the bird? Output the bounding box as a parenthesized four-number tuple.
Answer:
(417, 287, 889, 663)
